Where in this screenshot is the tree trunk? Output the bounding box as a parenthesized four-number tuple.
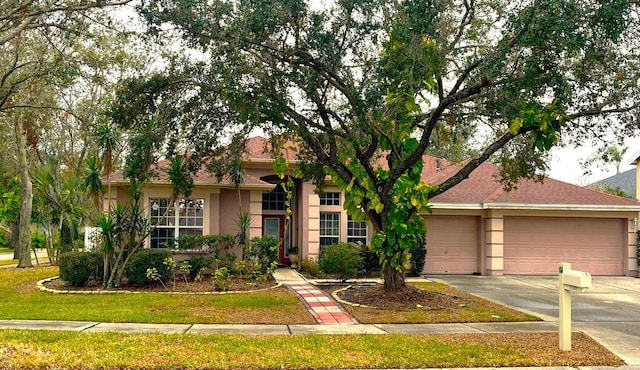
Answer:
(102, 254, 110, 288)
(44, 224, 56, 265)
(11, 221, 20, 260)
(106, 249, 125, 289)
(382, 263, 406, 292)
(15, 121, 32, 268)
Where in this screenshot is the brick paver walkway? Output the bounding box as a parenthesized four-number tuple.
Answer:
(288, 283, 358, 325)
(273, 268, 357, 325)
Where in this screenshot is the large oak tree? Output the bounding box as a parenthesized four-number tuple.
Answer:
(133, 0, 640, 291)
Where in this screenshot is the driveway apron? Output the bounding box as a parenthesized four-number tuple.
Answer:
(429, 275, 640, 366)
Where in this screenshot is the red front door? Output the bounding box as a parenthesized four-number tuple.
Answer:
(263, 215, 289, 265)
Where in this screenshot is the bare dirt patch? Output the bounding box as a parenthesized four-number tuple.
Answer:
(337, 284, 469, 310)
(324, 281, 539, 323)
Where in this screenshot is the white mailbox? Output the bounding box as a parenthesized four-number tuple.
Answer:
(562, 269, 591, 292)
(558, 262, 592, 351)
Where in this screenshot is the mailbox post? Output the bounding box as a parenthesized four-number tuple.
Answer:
(558, 262, 591, 351)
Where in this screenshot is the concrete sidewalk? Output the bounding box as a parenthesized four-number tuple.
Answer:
(0, 318, 561, 335)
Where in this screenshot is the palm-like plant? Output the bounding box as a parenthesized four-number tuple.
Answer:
(93, 121, 119, 211)
(101, 200, 154, 289)
(32, 164, 88, 264)
(84, 155, 103, 210)
(230, 160, 251, 259)
(97, 214, 116, 286)
(229, 159, 245, 211)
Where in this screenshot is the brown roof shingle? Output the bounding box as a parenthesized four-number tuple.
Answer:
(107, 136, 640, 207)
(427, 160, 640, 207)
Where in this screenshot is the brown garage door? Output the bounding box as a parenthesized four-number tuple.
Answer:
(504, 217, 624, 275)
(423, 216, 479, 274)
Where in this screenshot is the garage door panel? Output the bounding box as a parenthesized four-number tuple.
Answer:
(504, 217, 623, 276)
(423, 216, 479, 274)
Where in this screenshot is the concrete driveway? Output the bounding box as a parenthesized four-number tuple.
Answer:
(430, 275, 640, 366)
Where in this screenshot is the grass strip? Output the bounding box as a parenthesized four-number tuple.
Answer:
(0, 267, 315, 324)
(0, 331, 623, 369)
(0, 259, 17, 267)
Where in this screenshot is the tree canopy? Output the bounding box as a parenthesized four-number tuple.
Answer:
(0, 0, 145, 266)
(128, 0, 640, 290)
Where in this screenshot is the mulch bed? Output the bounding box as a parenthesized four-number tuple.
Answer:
(44, 277, 277, 293)
(335, 284, 470, 310)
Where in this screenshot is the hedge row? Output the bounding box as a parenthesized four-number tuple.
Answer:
(58, 249, 173, 287)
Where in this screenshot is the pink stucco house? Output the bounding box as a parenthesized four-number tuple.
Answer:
(105, 137, 640, 276)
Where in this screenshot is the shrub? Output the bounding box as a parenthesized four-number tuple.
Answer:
(248, 236, 279, 272)
(58, 251, 103, 287)
(0, 231, 8, 248)
(212, 267, 232, 291)
(319, 243, 362, 281)
(31, 232, 46, 249)
(300, 258, 324, 278)
(187, 256, 213, 280)
(126, 248, 173, 286)
(408, 237, 427, 277)
(359, 244, 381, 275)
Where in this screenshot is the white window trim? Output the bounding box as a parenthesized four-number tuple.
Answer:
(347, 215, 368, 245)
(149, 198, 204, 247)
(319, 211, 340, 246)
(319, 192, 341, 206)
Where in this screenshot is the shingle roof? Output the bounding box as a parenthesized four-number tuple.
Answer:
(106, 136, 640, 208)
(104, 159, 273, 188)
(426, 160, 640, 207)
(590, 169, 636, 200)
(244, 136, 298, 162)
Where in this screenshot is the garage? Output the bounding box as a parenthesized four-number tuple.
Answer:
(503, 217, 624, 275)
(423, 215, 480, 274)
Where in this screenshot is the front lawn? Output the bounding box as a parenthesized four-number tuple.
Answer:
(0, 331, 623, 369)
(0, 259, 17, 267)
(0, 267, 315, 324)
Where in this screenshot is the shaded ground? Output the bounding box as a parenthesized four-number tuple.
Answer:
(338, 284, 469, 310)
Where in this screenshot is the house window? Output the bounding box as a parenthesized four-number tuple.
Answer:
(347, 216, 367, 245)
(149, 198, 204, 248)
(319, 212, 340, 246)
(262, 186, 286, 210)
(319, 192, 340, 206)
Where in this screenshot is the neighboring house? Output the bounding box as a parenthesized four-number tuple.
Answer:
(105, 137, 640, 277)
(590, 169, 636, 199)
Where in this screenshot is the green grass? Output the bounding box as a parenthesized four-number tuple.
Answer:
(0, 331, 623, 369)
(0, 267, 315, 324)
(0, 247, 12, 253)
(0, 259, 17, 266)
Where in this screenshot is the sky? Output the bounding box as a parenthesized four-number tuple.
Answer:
(547, 137, 640, 186)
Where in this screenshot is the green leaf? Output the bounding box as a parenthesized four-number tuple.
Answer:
(272, 158, 289, 179)
(509, 118, 523, 135)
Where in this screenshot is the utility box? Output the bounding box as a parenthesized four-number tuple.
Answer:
(562, 269, 591, 292)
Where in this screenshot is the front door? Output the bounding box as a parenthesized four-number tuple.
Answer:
(263, 216, 290, 265)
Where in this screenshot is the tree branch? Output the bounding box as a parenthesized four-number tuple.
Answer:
(427, 127, 533, 198)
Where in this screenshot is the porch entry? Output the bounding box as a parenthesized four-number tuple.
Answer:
(262, 215, 291, 265)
